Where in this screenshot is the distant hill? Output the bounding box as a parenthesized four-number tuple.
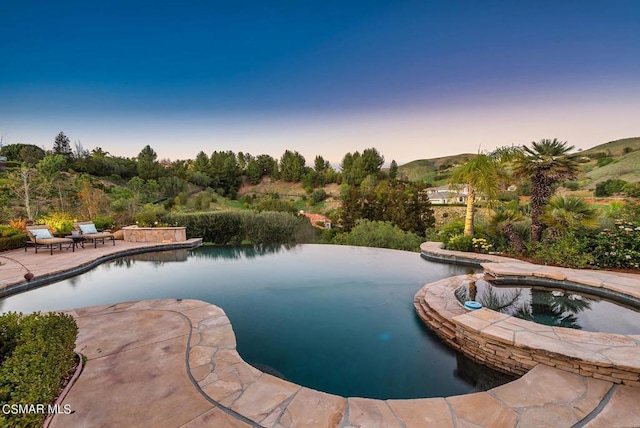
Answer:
(578, 138, 640, 189)
(579, 137, 640, 157)
(398, 153, 475, 185)
(399, 137, 640, 190)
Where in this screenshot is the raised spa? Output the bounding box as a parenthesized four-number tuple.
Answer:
(454, 279, 640, 335)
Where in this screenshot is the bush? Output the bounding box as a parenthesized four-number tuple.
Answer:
(0, 312, 78, 428)
(37, 212, 75, 235)
(134, 204, 166, 227)
(333, 220, 423, 251)
(0, 225, 26, 251)
(310, 189, 327, 204)
(438, 219, 465, 243)
(445, 234, 474, 252)
(253, 194, 297, 214)
(585, 219, 640, 269)
(597, 157, 615, 168)
(92, 216, 115, 230)
(595, 179, 628, 197)
(162, 211, 317, 245)
(563, 181, 580, 191)
(532, 233, 594, 268)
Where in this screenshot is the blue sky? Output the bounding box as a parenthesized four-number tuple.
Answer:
(1, 1, 639, 164)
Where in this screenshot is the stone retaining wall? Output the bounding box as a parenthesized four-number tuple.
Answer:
(122, 226, 186, 243)
(414, 273, 640, 386)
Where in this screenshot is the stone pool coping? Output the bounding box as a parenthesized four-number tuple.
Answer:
(417, 242, 640, 386)
(2, 242, 639, 425)
(50, 298, 640, 427)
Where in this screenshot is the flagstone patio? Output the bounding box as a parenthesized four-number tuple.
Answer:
(0, 241, 639, 426)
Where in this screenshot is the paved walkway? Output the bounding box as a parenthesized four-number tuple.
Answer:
(1, 241, 639, 426)
(50, 299, 640, 427)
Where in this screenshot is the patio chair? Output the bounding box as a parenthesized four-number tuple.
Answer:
(25, 224, 75, 255)
(73, 221, 116, 248)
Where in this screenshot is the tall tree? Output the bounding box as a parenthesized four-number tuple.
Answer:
(6, 166, 42, 219)
(280, 150, 306, 182)
(341, 148, 385, 185)
(389, 160, 398, 180)
(513, 139, 579, 244)
(137, 145, 162, 180)
(53, 132, 73, 158)
(37, 154, 68, 211)
(314, 155, 330, 173)
(449, 153, 503, 236)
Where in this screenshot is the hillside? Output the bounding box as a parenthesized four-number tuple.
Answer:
(399, 137, 640, 191)
(582, 147, 640, 189)
(579, 137, 640, 157)
(398, 153, 475, 184)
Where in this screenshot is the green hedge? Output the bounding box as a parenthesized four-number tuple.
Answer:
(0, 226, 26, 251)
(163, 210, 317, 245)
(0, 312, 78, 428)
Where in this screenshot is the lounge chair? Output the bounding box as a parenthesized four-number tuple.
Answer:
(25, 225, 75, 255)
(73, 221, 116, 248)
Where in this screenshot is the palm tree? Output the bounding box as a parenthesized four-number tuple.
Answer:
(449, 146, 520, 237)
(489, 201, 527, 254)
(450, 154, 502, 236)
(541, 195, 599, 237)
(513, 139, 579, 244)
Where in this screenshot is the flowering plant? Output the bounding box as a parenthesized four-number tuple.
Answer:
(472, 237, 493, 254)
(587, 219, 640, 269)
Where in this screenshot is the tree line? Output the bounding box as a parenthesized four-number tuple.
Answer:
(1, 132, 437, 242)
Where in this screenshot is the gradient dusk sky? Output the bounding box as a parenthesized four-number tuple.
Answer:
(1, 1, 639, 165)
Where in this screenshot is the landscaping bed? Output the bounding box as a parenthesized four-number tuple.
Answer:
(0, 312, 78, 428)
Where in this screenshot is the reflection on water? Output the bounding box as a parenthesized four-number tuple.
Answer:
(112, 249, 189, 268)
(455, 280, 640, 334)
(188, 244, 296, 261)
(455, 352, 516, 390)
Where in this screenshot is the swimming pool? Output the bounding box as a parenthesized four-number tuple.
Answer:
(0, 244, 514, 398)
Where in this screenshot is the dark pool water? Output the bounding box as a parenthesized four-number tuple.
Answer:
(0, 245, 513, 398)
(455, 280, 640, 335)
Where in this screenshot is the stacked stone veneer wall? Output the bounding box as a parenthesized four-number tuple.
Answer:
(122, 226, 187, 243)
(414, 274, 640, 386)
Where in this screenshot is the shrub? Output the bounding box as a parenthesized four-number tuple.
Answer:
(445, 234, 474, 252)
(254, 194, 296, 214)
(332, 219, 422, 251)
(0, 312, 78, 428)
(92, 216, 115, 230)
(162, 211, 316, 245)
(241, 211, 316, 245)
(0, 226, 27, 251)
(595, 179, 628, 197)
(310, 189, 327, 204)
(597, 157, 614, 168)
(563, 181, 580, 191)
(531, 233, 594, 268)
(134, 204, 166, 227)
(37, 212, 75, 235)
(585, 219, 640, 269)
(438, 219, 465, 243)
(8, 219, 26, 231)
